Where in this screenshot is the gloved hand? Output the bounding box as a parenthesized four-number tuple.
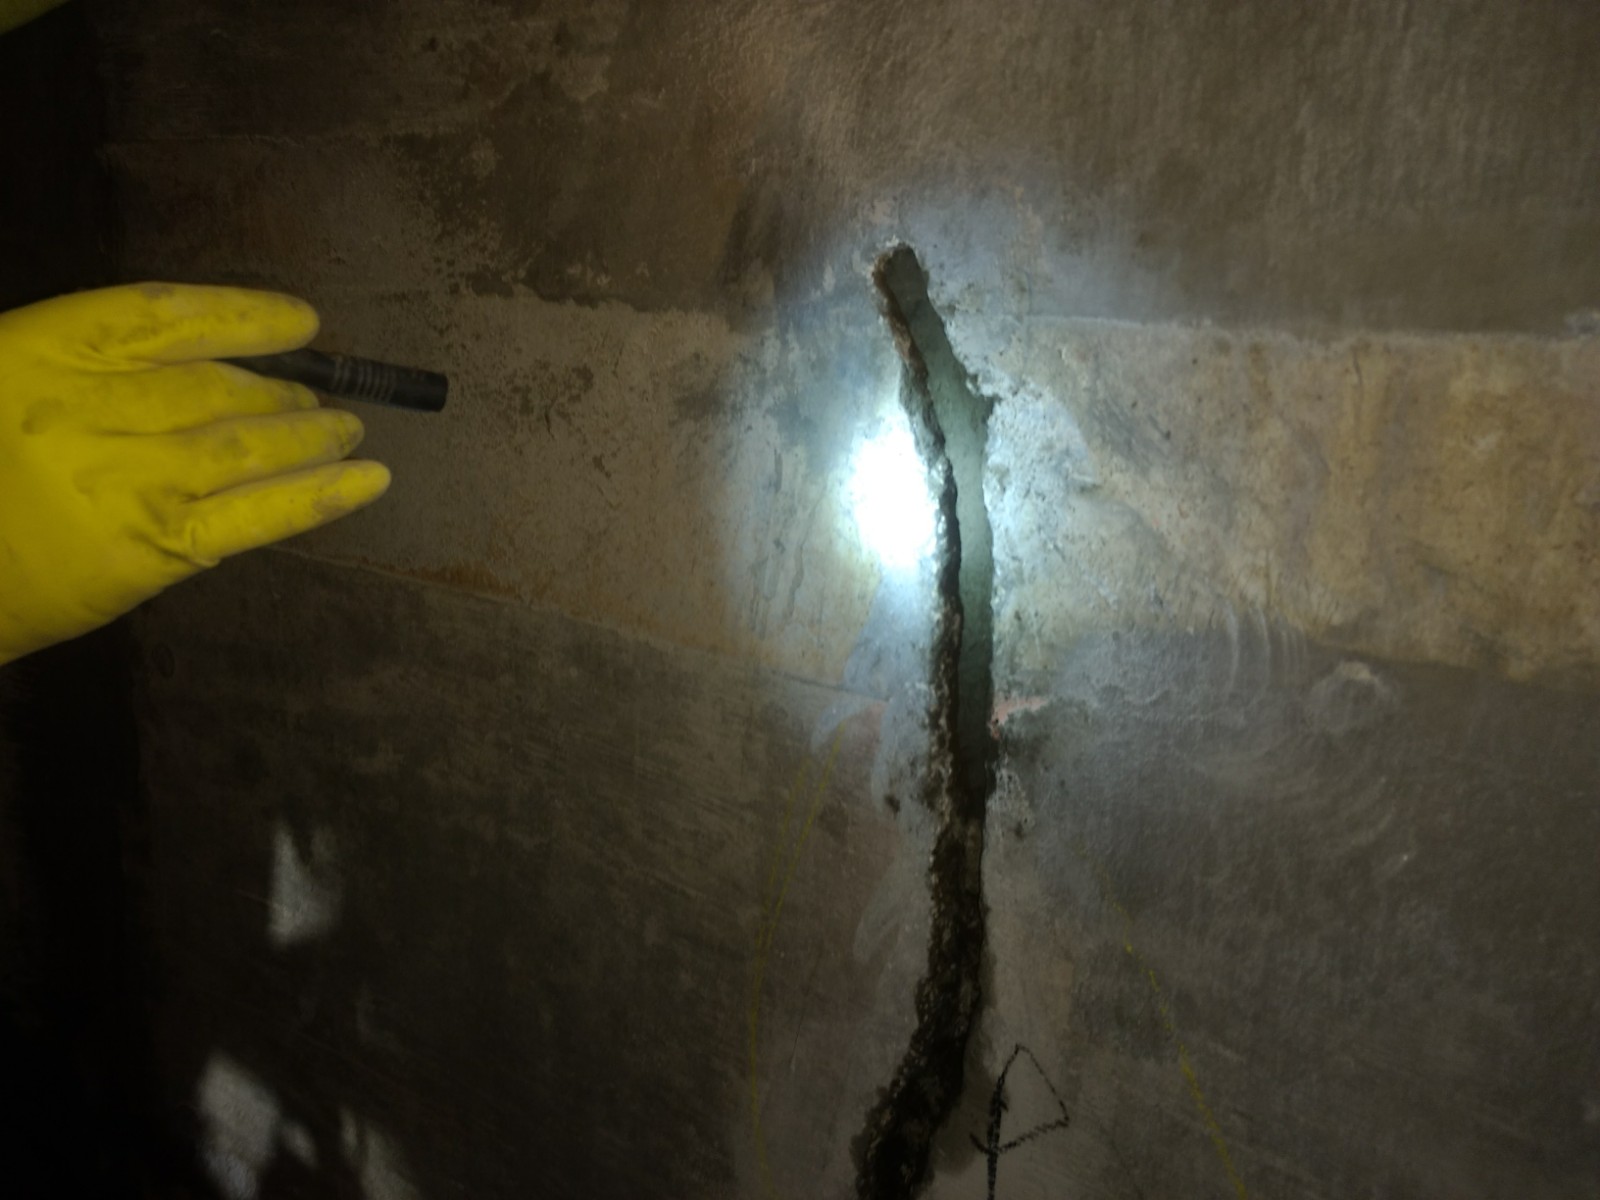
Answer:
(0, 0, 69, 36)
(0, 283, 390, 664)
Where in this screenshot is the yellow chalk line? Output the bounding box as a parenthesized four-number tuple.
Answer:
(748, 731, 844, 1199)
(1073, 838, 1250, 1199)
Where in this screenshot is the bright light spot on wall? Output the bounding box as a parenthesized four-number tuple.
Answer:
(196, 1053, 281, 1200)
(268, 822, 342, 947)
(848, 419, 935, 571)
(281, 1120, 318, 1168)
(343, 1109, 424, 1200)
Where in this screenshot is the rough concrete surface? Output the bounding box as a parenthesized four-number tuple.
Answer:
(130, 551, 935, 1199)
(90, 0, 1600, 1197)
(979, 322, 1600, 684)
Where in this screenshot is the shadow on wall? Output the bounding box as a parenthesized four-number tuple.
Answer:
(128, 542, 926, 1200)
(0, 8, 149, 1199)
(1, 629, 150, 1200)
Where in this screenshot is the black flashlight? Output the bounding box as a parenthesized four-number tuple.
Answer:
(227, 349, 448, 413)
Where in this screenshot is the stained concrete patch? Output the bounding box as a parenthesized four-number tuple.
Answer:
(983, 321, 1600, 685)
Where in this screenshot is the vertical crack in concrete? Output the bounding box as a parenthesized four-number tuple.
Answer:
(854, 246, 996, 1200)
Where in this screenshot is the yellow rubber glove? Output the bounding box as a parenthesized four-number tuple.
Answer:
(0, 283, 391, 664)
(0, 0, 68, 36)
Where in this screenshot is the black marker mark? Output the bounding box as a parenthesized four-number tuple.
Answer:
(969, 1044, 1072, 1200)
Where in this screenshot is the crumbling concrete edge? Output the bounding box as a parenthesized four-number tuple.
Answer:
(853, 247, 996, 1200)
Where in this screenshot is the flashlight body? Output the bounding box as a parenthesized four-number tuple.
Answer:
(227, 349, 448, 413)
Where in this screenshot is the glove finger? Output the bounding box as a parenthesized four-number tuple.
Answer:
(167, 460, 392, 563)
(163, 409, 368, 499)
(93, 362, 319, 434)
(9, 282, 319, 366)
(0, 0, 69, 36)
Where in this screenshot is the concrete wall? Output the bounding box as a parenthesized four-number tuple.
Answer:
(94, 1, 1599, 1196)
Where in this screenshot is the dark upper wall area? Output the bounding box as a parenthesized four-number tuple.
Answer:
(98, 0, 1600, 334)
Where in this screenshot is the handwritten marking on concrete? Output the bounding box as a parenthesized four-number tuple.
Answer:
(970, 1043, 1072, 1199)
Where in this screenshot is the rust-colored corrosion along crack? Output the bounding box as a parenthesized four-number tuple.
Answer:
(854, 246, 997, 1200)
